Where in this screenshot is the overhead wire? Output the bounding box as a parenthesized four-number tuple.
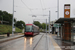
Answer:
(21, 0, 57, 10)
(40, 0, 43, 10)
(15, 6, 57, 10)
(40, 0, 44, 17)
(20, 0, 57, 16)
(42, 0, 45, 9)
(21, 0, 30, 10)
(21, 0, 33, 14)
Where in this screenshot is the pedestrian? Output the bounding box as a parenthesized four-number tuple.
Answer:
(56, 28, 58, 34)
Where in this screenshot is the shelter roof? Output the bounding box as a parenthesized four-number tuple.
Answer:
(55, 18, 75, 23)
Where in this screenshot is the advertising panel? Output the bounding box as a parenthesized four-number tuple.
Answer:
(64, 4, 70, 18)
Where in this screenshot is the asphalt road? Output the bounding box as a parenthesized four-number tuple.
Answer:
(0, 33, 47, 50)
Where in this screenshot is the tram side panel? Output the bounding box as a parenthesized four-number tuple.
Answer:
(33, 26, 39, 35)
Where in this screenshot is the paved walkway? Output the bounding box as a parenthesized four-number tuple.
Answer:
(45, 33, 61, 50)
(49, 34, 61, 50)
(0, 33, 24, 39)
(0, 33, 24, 43)
(50, 34, 75, 50)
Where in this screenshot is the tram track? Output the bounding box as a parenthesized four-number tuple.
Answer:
(33, 33, 44, 50)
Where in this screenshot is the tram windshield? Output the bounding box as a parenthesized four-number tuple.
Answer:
(25, 25, 32, 32)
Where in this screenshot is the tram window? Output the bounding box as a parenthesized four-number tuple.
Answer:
(25, 25, 32, 32)
(33, 27, 38, 32)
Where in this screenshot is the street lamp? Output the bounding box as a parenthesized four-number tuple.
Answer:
(32, 15, 36, 23)
(32, 15, 36, 17)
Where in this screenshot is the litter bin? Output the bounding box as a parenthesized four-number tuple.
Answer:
(55, 32, 57, 34)
(7, 33, 10, 37)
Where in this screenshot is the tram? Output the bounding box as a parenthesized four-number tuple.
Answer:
(24, 24, 39, 36)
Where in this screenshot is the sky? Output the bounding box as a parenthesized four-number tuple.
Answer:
(0, 0, 75, 24)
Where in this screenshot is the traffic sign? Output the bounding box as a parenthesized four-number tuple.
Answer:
(13, 27, 15, 31)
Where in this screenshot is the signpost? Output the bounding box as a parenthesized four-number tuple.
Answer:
(13, 27, 15, 31)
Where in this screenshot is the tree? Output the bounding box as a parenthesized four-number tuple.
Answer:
(41, 23, 46, 29)
(15, 21, 25, 29)
(0, 10, 14, 25)
(0, 10, 3, 20)
(0, 10, 3, 15)
(47, 24, 49, 30)
(33, 21, 42, 28)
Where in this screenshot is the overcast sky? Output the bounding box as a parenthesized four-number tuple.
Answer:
(0, 0, 75, 24)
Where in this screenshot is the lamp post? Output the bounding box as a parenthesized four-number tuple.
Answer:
(57, 0, 59, 36)
(46, 19, 47, 33)
(55, 0, 59, 36)
(57, 0, 59, 19)
(49, 11, 50, 34)
(12, 0, 14, 35)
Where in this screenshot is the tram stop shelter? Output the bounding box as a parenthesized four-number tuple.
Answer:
(55, 18, 75, 43)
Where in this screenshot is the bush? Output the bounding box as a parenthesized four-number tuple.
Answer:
(0, 32, 3, 35)
(0, 24, 22, 35)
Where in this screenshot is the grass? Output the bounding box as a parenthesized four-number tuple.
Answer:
(0, 24, 22, 35)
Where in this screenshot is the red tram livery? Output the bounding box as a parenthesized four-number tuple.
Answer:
(24, 24, 39, 36)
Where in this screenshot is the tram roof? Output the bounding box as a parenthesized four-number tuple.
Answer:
(26, 24, 39, 28)
(26, 24, 33, 25)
